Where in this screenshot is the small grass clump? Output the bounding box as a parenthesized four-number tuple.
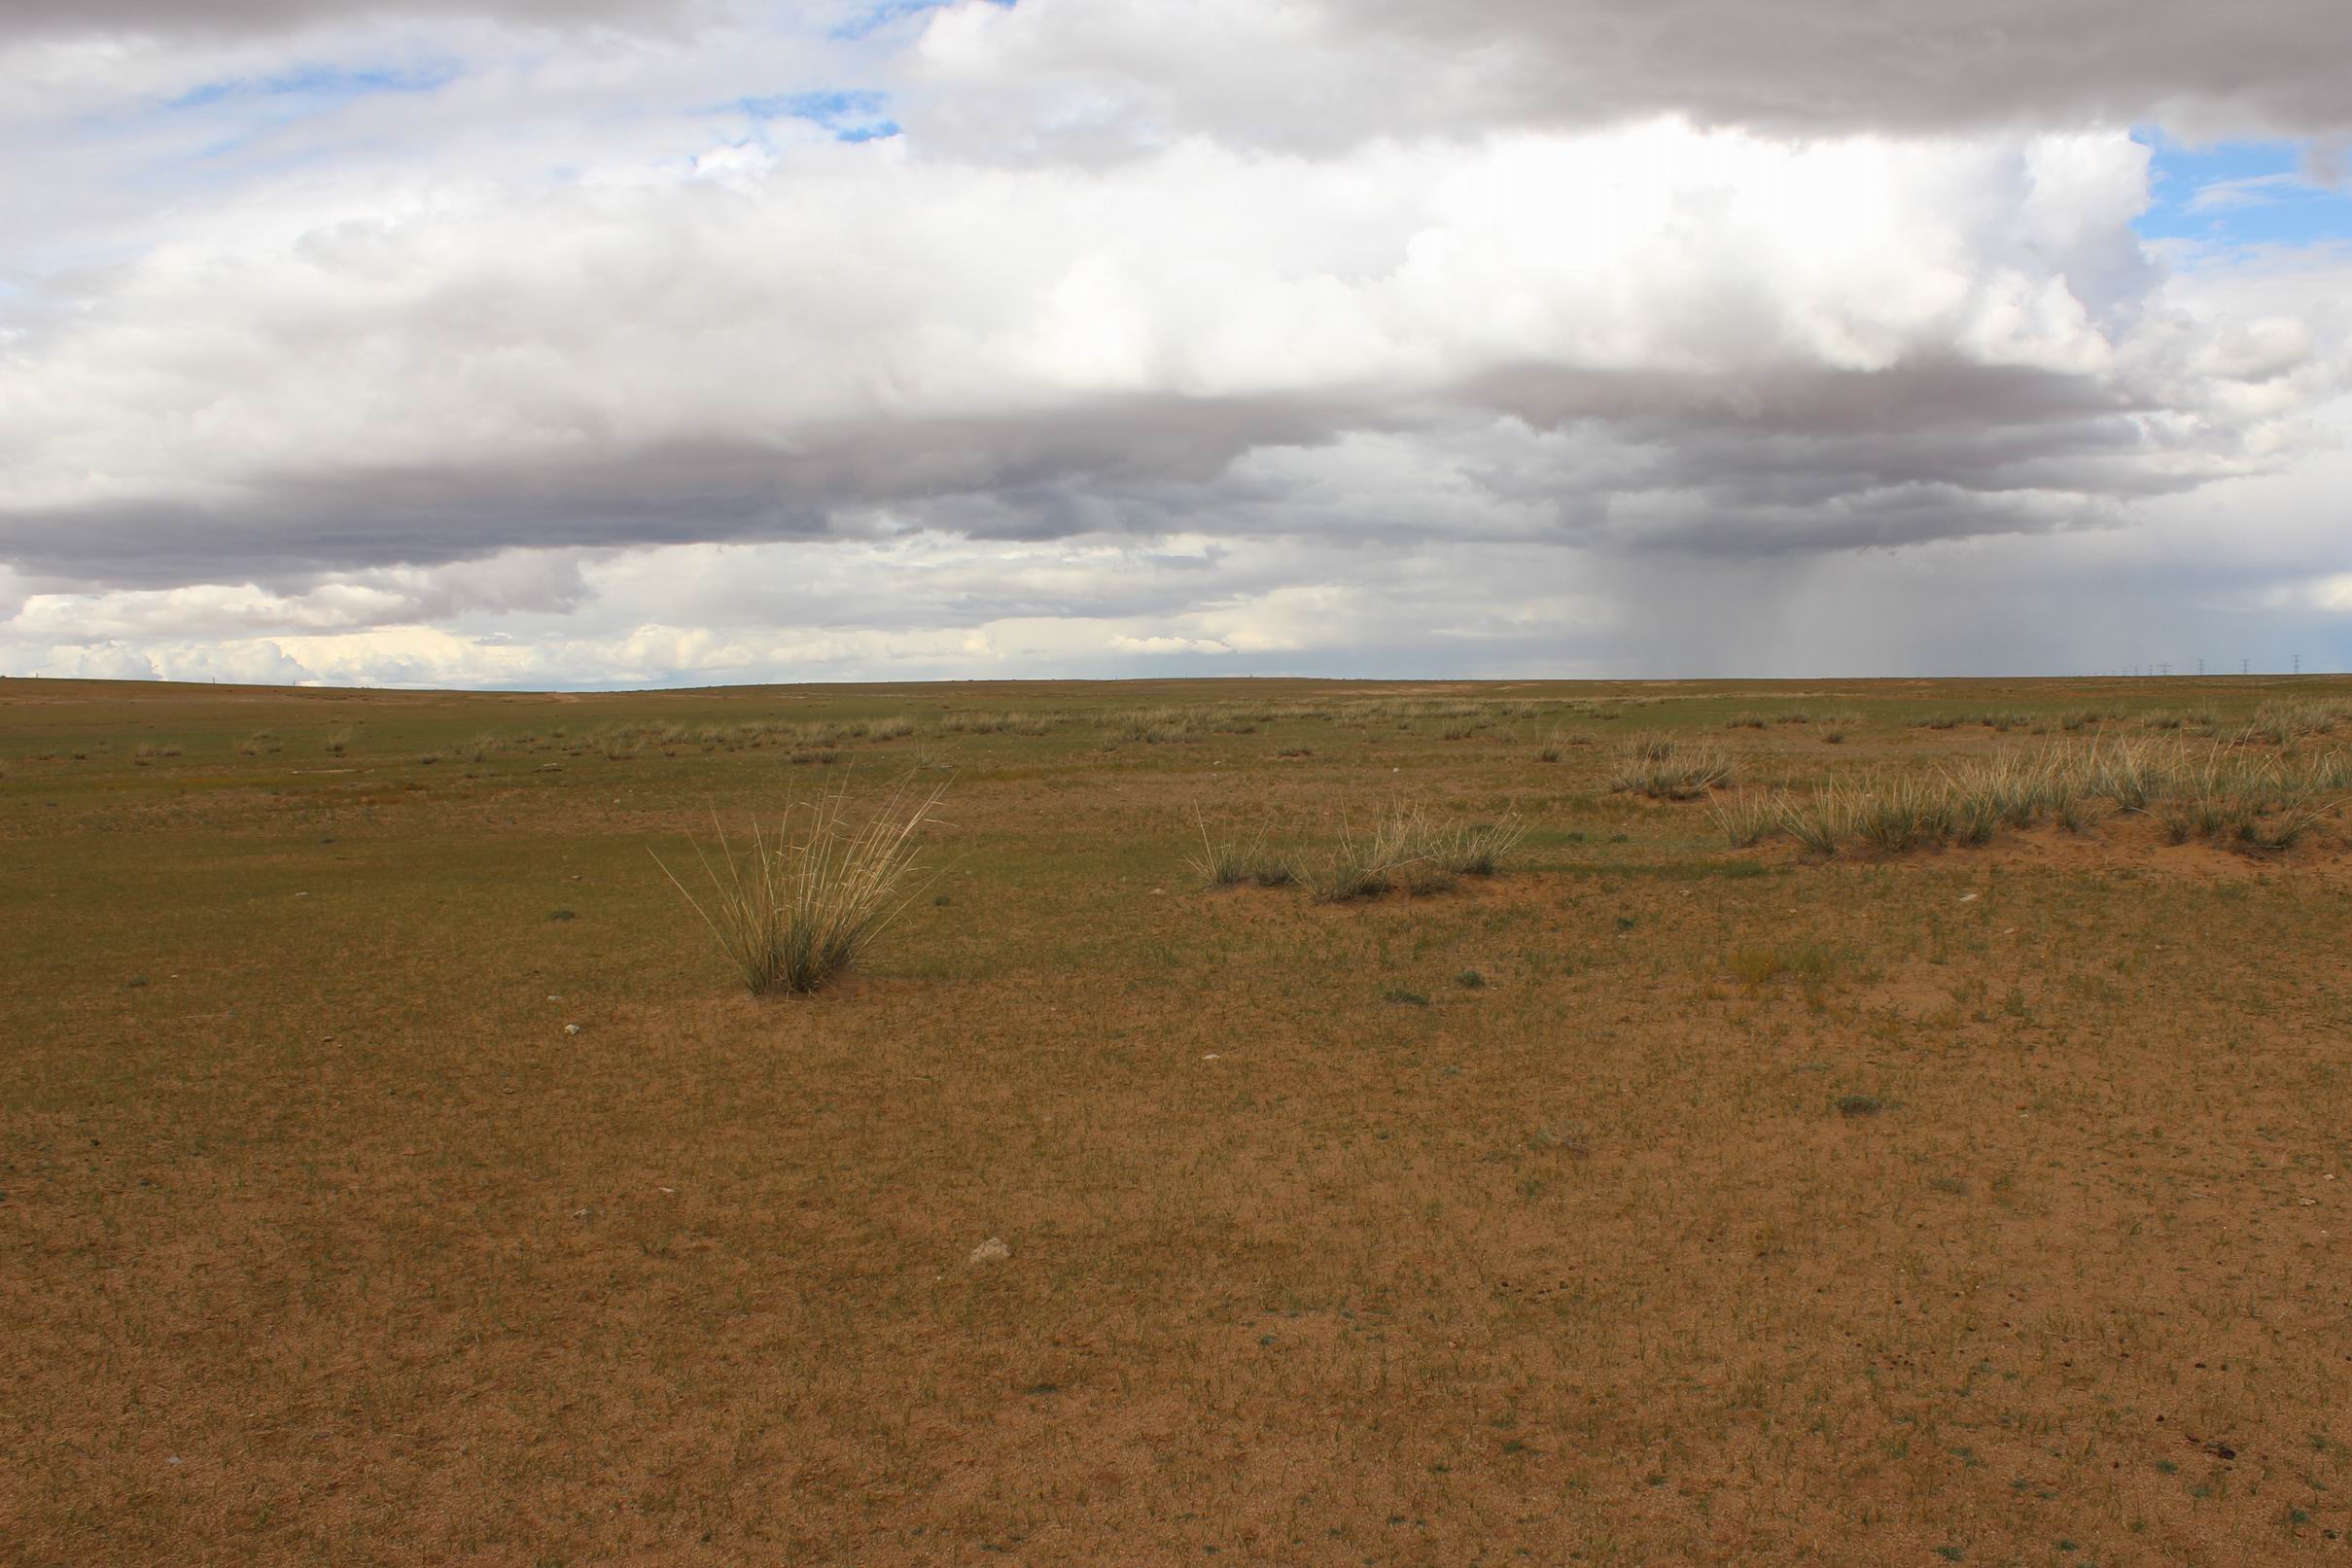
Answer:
(1301, 810, 1414, 902)
(1186, 818, 1294, 889)
(1425, 814, 1528, 877)
(1281, 802, 1530, 902)
(1708, 791, 1781, 848)
(1848, 775, 1949, 854)
(1778, 787, 1852, 856)
(1611, 739, 1732, 800)
(652, 778, 945, 995)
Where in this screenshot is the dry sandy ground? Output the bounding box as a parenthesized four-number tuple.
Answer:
(4, 675, 2350, 1565)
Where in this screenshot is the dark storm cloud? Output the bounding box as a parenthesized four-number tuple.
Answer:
(0, 354, 2264, 594)
(911, 0, 2352, 157)
(0, 394, 1367, 587)
(1354, 0, 2352, 137)
(1455, 362, 2199, 553)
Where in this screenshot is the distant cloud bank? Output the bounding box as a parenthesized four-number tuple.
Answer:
(3, 0, 2349, 684)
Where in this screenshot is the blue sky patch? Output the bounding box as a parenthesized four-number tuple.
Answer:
(2135, 131, 2352, 250)
(829, 0, 1011, 43)
(734, 88, 900, 143)
(168, 60, 461, 113)
(831, 1, 949, 41)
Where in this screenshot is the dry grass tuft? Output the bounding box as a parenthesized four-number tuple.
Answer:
(1610, 738, 1732, 799)
(1300, 807, 1419, 902)
(652, 778, 946, 994)
(1293, 802, 1529, 900)
(1708, 790, 1782, 848)
(1715, 736, 2351, 857)
(1425, 813, 1528, 877)
(1186, 816, 1295, 889)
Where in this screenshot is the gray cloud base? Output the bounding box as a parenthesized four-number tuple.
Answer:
(906, 0, 2352, 156)
(1356, 0, 2352, 137)
(0, 365, 2225, 591)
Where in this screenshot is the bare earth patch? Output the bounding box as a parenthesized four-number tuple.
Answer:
(4, 674, 2350, 1564)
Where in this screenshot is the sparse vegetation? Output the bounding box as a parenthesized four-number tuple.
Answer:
(1712, 736, 2349, 857)
(1200, 799, 1527, 902)
(1425, 813, 1527, 877)
(1708, 791, 1780, 848)
(1610, 738, 1732, 799)
(651, 778, 944, 994)
(13, 674, 2352, 1568)
(1300, 806, 1420, 902)
(1186, 816, 1295, 889)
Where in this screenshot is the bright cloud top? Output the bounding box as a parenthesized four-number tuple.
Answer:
(3, 0, 2350, 685)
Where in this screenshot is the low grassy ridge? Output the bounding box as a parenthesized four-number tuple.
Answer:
(6, 674, 2352, 1564)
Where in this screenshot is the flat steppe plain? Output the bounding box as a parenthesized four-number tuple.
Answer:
(5, 675, 2352, 1566)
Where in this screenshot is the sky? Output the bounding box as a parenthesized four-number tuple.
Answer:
(2, 0, 2349, 688)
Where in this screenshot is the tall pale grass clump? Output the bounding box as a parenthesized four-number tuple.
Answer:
(652, 778, 945, 994)
(1778, 786, 1852, 856)
(1301, 803, 1428, 902)
(1186, 816, 1294, 889)
(2084, 737, 2166, 810)
(1425, 813, 1528, 877)
(1708, 791, 1782, 848)
(1848, 774, 1951, 853)
(1610, 738, 1732, 800)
